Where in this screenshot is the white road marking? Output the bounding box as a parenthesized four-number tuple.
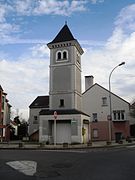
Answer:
(6, 161, 37, 176)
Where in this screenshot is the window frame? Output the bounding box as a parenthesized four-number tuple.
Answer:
(93, 129, 98, 138)
(56, 50, 68, 62)
(33, 115, 38, 124)
(92, 113, 98, 122)
(59, 99, 64, 107)
(102, 97, 108, 106)
(113, 110, 125, 121)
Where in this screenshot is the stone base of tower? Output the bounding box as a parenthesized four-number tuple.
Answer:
(39, 109, 90, 144)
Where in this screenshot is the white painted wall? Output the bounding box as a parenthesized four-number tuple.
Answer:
(39, 114, 90, 144)
(28, 108, 45, 135)
(82, 84, 130, 122)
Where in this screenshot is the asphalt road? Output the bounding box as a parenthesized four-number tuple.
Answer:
(0, 147, 135, 180)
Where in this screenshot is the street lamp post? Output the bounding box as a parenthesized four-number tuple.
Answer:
(54, 111, 57, 146)
(108, 62, 125, 143)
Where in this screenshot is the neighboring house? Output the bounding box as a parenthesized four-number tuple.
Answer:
(130, 102, 135, 137)
(0, 85, 12, 141)
(28, 96, 49, 141)
(82, 76, 130, 142)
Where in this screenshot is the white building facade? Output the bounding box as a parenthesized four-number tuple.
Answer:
(28, 96, 49, 141)
(82, 76, 130, 142)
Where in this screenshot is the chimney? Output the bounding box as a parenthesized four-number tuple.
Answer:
(85, 75, 94, 91)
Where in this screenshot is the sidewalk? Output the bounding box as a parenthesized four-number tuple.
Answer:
(0, 140, 135, 150)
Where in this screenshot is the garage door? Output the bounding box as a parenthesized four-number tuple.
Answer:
(52, 121, 71, 144)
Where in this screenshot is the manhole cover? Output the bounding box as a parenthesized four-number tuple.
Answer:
(52, 162, 72, 168)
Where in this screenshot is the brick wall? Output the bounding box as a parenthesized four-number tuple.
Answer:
(91, 121, 130, 141)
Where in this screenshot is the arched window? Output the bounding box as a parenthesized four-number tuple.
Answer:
(56, 50, 68, 62)
(57, 52, 61, 60)
(63, 51, 67, 59)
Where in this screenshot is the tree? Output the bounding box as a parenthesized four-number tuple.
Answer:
(18, 121, 28, 140)
(11, 116, 28, 140)
(13, 116, 21, 125)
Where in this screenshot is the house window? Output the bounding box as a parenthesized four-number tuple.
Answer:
(60, 99, 64, 107)
(118, 111, 120, 120)
(33, 116, 38, 124)
(92, 113, 98, 122)
(93, 129, 98, 138)
(113, 110, 125, 121)
(113, 111, 117, 120)
(121, 111, 125, 120)
(102, 97, 107, 106)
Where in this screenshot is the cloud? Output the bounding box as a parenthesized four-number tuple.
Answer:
(0, 4, 7, 22)
(9, 0, 88, 16)
(0, 0, 89, 18)
(90, 0, 104, 4)
(0, 44, 49, 120)
(0, 3, 20, 43)
(82, 4, 135, 103)
(14, 0, 33, 16)
(0, 3, 13, 22)
(115, 4, 135, 31)
(30, 44, 49, 58)
(0, 0, 105, 44)
(0, 0, 89, 44)
(33, 0, 87, 16)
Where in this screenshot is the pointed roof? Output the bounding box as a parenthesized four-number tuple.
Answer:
(82, 83, 130, 105)
(48, 24, 76, 44)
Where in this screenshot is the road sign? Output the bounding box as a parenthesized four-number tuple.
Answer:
(54, 111, 57, 120)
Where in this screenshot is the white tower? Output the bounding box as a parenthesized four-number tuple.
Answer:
(39, 24, 90, 144)
(47, 24, 84, 111)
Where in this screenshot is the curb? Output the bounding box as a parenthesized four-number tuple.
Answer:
(0, 142, 135, 150)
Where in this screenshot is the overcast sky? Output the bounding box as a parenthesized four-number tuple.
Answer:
(0, 0, 135, 120)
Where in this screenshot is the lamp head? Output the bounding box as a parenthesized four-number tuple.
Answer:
(119, 62, 125, 66)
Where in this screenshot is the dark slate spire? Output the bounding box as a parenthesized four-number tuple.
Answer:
(48, 24, 75, 44)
